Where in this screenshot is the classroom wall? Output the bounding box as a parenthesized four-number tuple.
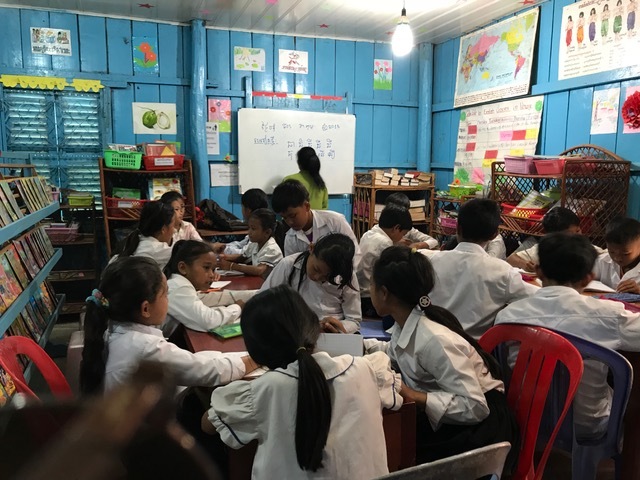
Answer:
(431, 0, 640, 219)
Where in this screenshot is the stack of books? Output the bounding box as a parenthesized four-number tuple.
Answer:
(369, 169, 434, 187)
(0, 176, 54, 226)
(408, 199, 426, 222)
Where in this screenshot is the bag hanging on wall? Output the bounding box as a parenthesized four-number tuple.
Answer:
(197, 199, 247, 231)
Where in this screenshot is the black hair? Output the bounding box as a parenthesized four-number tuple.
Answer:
(289, 233, 355, 290)
(241, 188, 269, 211)
(591, 7, 596, 14)
(457, 199, 500, 243)
(241, 285, 330, 472)
(378, 206, 412, 231)
(80, 257, 165, 395)
(605, 217, 640, 245)
(248, 208, 277, 233)
(297, 147, 326, 190)
(384, 192, 411, 209)
(538, 233, 597, 284)
(116, 201, 175, 257)
(372, 246, 501, 379)
(159, 190, 183, 204)
(272, 180, 310, 213)
(163, 240, 214, 278)
(542, 207, 580, 233)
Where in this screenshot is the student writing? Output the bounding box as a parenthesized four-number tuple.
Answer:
(283, 146, 329, 210)
(385, 193, 438, 249)
(204, 285, 402, 480)
(161, 190, 203, 243)
(213, 188, 269, 255)
(594, 217, 640, 293)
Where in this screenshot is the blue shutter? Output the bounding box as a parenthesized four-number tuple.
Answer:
(3, 90, 51, 151)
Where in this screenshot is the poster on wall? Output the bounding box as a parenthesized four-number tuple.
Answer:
(206, 122, 220, 155)
(622, 85, 640, 134)
(133, 37, 159, 74)
(208, 99, 232, 132)
(233, 47, 266, 72)
(278, 49, 308, 74)
(558, 0, 640, 80)
(373, 59, 393, 90)
(30, 27, 72, 56)
(132, 102, 177, 134)
(453, 96, 544, 185)
(591, 87, 620, 135)
(210, 163, 239, 187)
(453, 8, 539, 108)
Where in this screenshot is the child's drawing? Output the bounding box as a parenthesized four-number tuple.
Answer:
(234, 47, 266, 72)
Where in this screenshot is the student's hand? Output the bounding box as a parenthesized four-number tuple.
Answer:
(218, 258, 232, 270)
(409, 242, 429, 250)
(397, 238, 412, 247)
(212, 242, 226, 253)
(234, 299, 246, 310)
(321, 317, 347, 333)
(400, 382, 428, 408)
(524, 261, 537, 273)
(212, 272, 221, 282)
(617, 279, 640, 293)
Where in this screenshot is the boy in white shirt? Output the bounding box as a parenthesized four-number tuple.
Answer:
(271, 179, 360, 263)
(427, 199, 538, 339)
(594, 217, 640, 293)
(357, 206, 412, 316)
(385, 193, 439, 249)
(495, 232, 640, 439)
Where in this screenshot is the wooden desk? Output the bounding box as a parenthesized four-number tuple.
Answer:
(198, 228, 248, 238)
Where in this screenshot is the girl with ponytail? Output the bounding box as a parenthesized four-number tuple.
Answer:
(283, 146, 329, 210)
(205, 285, 402, 479)
(365, 245, 519, 467)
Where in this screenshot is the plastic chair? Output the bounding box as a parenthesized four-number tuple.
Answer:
(539, 331, 632, 480)
(0, 336, 73, 401)
(374, 441, 511, 480)
(479, 325, 584, 480)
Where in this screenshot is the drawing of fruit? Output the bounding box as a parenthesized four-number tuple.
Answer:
(156, 112, 171, 129)
(139, 107, 171, 130)
(142, 110, 157, 128)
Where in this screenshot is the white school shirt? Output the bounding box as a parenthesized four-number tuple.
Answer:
(240, 237, 283, 267)
(108, 235, 173, 270)
(365, 308, 504, 431)
(513, 243, 605, 265)
(172, 220, 203, 243)
(209, 351, 402, 480)
(485, 235, 506, 260)
(594, 251, 640, 290)
(494, 286, 640, 438)
(426, 242, 539, 339)
(259, 253, 362, 333)
(284, 209, 361, 265)
(224, 235, 250, 255)
(104, 321, 246, 392)
(166, 274, 241, 332)
(404, 228, 439, 249)
(357, 225, 393, 298)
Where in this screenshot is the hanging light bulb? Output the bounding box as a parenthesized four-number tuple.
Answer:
(392, 4, 414, 56)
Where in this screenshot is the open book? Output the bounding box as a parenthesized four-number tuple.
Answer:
(584, 280, 616, 293)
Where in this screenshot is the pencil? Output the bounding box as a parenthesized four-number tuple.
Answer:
(229, 291, 236, 303)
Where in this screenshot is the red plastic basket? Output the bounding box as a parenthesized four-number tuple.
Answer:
(438, 216, 458, 235)
(501, 203, 546, 234)
(105, 197, 149, 219)
(504, 156, 536, 174)
(143, 154, 185, 171)
(533, 158, 565, 175)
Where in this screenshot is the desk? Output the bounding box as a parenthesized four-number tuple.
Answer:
(197, 228, 248, 239)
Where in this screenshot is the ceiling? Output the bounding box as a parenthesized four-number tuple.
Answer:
(0, 0, 544, 45)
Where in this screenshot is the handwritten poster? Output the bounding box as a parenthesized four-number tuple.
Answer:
(373, 59, 393, 90)
(559, 0, 640, 80)
(30, 27, 71, 56)
(591, 87, 620, 135)
(233, 47, 265, 72)
(206, 122, 220, 155)
(454, 96, 544, 185)
(208, 99, 232, 132)
(210, 163, 238, 187)
(278, 49, 308, 74)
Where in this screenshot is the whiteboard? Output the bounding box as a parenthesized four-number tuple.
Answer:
(237, 108, 356, 194)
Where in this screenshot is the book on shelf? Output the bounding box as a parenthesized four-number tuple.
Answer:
(148, 178, 182, 201)
(0, 366, 16, 399)
(0, 181, 23, 221)
(3, 245, 30, 290)
(409, 199, 426, 208)
(0, 255, 23, 309)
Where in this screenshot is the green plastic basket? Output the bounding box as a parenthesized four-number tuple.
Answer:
(104, 151, 143, 170)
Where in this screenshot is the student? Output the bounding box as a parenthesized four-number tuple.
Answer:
(163, 240, 244, 333)
(272, 179, 360, 263)
(594, 217, 640, 293)
(217, 208, 283, 277)
(259, 233, 362, 333)
(495, 233, 640, 439)
(357, 206, 412, 316)
(385, 192, 439, 249)
(111, 201, 175, 271)
(427, 199, 538, 339)
(213, 188, 269, 255)
(485, 235, 507, 260)
(160, 190, 202, 243)
(364, 246, 518, 465)
(204, 285, 402, 479)
(80, 256, 255, 394)
(283, 146, 329, 210)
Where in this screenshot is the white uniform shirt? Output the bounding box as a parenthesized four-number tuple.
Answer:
(167, 274, 241, 332)
(485, 235, 507, 260)
(427, 242, 538, 339)
(284, 210, 361, 266)
(357, 225, 393, 298)
(594, 251, 640, 290)
(404, 228, 439, 249)
(104, 321, 246, 392)
(241, 237, 283, 267)
(224, 235, 250, 255)
(365, 308, 504, 430)
(109, 235, 173, 271)
(260, 253, 362, 333)
(513, 243, 605, 265)
(495, 286, 640, 438)
(209, 351, 402, 480)
(172, 221, 203, 243)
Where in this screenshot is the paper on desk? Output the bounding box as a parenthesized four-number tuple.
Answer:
(585, 280, 616, 293)
(199, 289, 258, 307)
(215, 268, 244, 277)
(316, 333, 363, 357)
(210, 280, 231, 289)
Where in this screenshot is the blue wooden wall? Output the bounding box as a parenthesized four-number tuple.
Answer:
(432, 0, 640, 218)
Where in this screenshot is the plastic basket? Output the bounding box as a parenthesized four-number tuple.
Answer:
(448, 185, 478, 198)
(438, 216, 458, 234)
(67, 193, 94, 207)
(143, 154, 185, 171)
(104, 151, 143, 170)
(44, 223, 79, 243)
(105, 197, 148, 219)
(504, 155, 536, 174)
(500, 203, 546, 234)
(533, 158, 565, 175)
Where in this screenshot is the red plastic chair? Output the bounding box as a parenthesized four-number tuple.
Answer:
(0, 336, 73, 401)
(479, 325, 583, 480)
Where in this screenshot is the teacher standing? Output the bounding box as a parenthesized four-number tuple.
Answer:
(283, 147, 329, 209)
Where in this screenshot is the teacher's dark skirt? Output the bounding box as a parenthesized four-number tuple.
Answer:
(416, 389, 519, 472)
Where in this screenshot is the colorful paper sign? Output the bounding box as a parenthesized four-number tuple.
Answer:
(30, 27, 72, 56)
(132, 102, 177, 134)
(206, 122, 220, 155)
(234, 47, 266, 72)
(133, 37, 159, 74)
(623, 86, 640, 134)
(374, 59, 393, 90)
(591, 87, 620, 135)
(208, 99, 232, 133)
(278, 49, 309, 74)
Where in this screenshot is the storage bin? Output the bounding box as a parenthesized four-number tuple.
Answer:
(139, 143, 177, 156)
(504, 155, 536, 174)
(104, 151, 143, 170)
(44, 223, 80, 243)
(67, 193, 94, 207)
(533, 158, 565, 175)
(448, 184, 479, 198)
(105, 197, 148, 219)
(500, 203, 546, 234)
(143, 154, 185, 171)
(438, 216, 458, 234)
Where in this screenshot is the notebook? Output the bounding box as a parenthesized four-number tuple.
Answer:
(315, 333, 363, 357)
(584, 280, 616, 293)
(600, 292, 640, 303)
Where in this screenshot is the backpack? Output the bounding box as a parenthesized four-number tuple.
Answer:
(197, 199, 248, 231)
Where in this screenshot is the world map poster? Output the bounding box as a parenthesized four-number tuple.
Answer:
(454, 8, 539, 108)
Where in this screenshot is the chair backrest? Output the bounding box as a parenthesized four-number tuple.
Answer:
(0, 336, 73, 401)
(374, 441, 511, 480)
(479, 325, 584, 480)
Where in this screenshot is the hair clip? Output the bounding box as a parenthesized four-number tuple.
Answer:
(296, 346, 307, 354)
(86, 288, 109, 308)
(419, 295, 431, 308)
(411, 247, 418, 254)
